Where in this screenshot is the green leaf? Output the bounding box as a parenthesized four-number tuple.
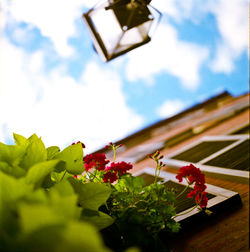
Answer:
(51, 171, 64, 182)
(48, 188, 80, 220)
(21, 188, 48, 205)
(56, 221, 110, 252)
(19, 203, 64, 234)
(0, 171, 31, 202)
(19, 136, 47, 170)
(25, 160, 60, 189)
(166, 221, 180, 233)
(69, 179, 111, 210)
(41, 173, 56, 188)
(17, 224, 64, 252)
(0, 172, 32, 235)
(13, 133, 28, 146)
(0, 161, 26, 178)
(54, 160, 66, 173)
(47, 146, 60, 160)
(0, 142, 26, 167)
(54, 143, 84, 175)
(116, 174, 145, 193)
(17, 221, 109, 252)
(81, 209, 114, 230)
(27, 133, 39, 142)
(52, 179, 75, 196)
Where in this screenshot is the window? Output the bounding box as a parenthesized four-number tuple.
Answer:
(134, 168, 241, 225)
(163, 135, 249, 184)
(229, 123, 249, 135)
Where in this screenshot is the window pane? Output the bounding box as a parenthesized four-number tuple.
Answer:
(204, 140, 250, 171)
(230, 125, 250, 135)
(171, 140, 236, 163)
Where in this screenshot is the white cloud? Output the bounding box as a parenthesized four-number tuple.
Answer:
(125, 23, 208, 90)
(209, 0, 248, 73)
(0, 0, 248, 152)
(151, 0, 180, 21)
(209, 43, 234, 73)
(0, 39, 143, 152)
(156, 99, 186, 118)
(3, 0, 88, 57)
(152, 0, 248, 74)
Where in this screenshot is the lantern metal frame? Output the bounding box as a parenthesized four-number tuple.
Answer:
(83, 0, 162, 62)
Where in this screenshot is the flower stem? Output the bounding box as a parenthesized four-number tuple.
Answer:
(172, 203, 198, 219)
(154, 162, 159, 183)
(113, 145, 117, 163)
(176, 178, 190, 199)
(175, 185, 189, 199)
(87, 170, 103, 183)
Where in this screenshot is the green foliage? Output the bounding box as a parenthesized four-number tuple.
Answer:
(81, 208, 114, 230)
(46, 146, 60, 160)
(0, 134, 188, 252)
(25, 160, 61, 189)
(111, 175, 180, 234)
(20, 134, 47, 170)
(69, 178, 114, 229)
(0, 133, 110, 252)
(69, 179, 112, 210)
(54, 143, 84, 175)
(106, 174, 180, 251)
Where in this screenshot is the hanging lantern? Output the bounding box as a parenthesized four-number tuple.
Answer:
(83, 0, 162, 62)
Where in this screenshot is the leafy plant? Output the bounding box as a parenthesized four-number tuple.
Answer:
(0, 134, 110, 252)
(0, 134, 209, 252)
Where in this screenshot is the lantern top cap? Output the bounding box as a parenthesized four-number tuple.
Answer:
(107, 0, 152, 9)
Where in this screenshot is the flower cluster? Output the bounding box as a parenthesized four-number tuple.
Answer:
(103, 171, 118, 183)
(84, 153, 110, 171)
(103, 161, 133, 183)
(74, 142, 132, 184)
(107, 161, 133, 176)
(176, 164, 208, 208)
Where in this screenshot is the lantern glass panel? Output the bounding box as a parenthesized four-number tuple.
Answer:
(118, 20, 153, 48)
(91, 8, 121, 53)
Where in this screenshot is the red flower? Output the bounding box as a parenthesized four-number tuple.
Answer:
(195, 192, 208, 208)
(107, 161, 133, 176)
(84, 153, 109, 171)
(103, 171, 118, 183)
(176, 164, 205, 185)
(176, 164, 208, 208)
(187, 190, 196, 198)
(102, 161, 132, 183)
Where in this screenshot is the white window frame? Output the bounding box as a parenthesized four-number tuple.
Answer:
(162, 135, 249, 184)
(133, 167, 241, 223)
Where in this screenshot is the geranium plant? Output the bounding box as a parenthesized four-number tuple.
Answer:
(0, 134, 208, 252)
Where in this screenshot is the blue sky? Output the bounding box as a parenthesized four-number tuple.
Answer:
(0, 0, 249, 153)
